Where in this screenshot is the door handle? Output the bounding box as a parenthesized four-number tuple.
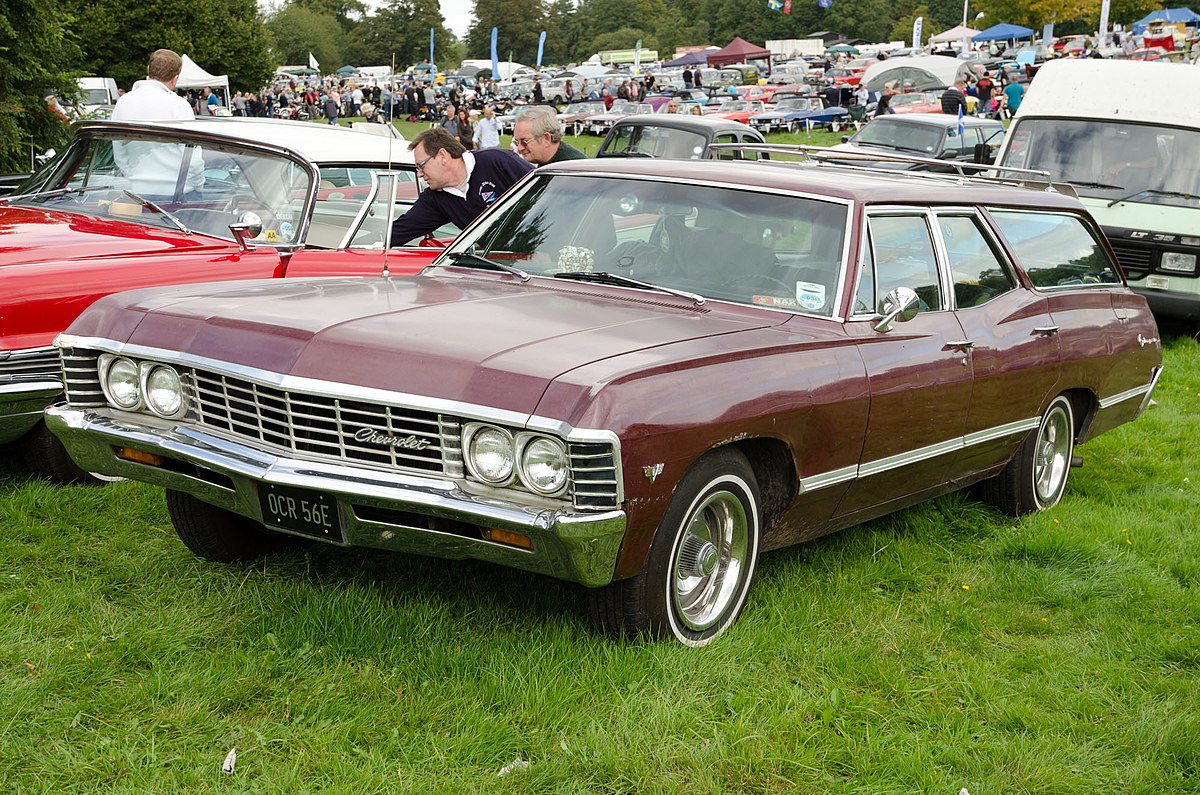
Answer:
(1033, 326, 1060, 337)
(947, 339, 975, 352)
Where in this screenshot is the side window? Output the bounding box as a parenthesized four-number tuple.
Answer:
(713, 134, 738, 160)
(989, 210, 1121, 288)
(937, 214, 1016, 308)
(864, 214, 943, 312)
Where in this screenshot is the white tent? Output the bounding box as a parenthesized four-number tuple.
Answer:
(177, 54, 230, 106)
(861, 55, 974, 91)
(928, 25, 982, 44)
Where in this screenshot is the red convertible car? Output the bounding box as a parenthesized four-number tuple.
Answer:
(0, 118, 444, 482)
(47, 156, 1162, 646)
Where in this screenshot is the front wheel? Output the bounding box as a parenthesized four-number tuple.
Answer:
(20, 422, 122, 486)
(588, 448, 761, 647)
(979, 395, 1076, 516)
(166, 489, 307, 563)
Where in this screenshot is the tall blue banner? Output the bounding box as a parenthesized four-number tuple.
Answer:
(537, 31, 546, 68)
(491, 27, 499, 82)
(429, 28, 435, 66)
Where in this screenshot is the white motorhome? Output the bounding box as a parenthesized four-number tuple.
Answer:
(995, 59, 1200, 326)
(76, 77, 119, 116)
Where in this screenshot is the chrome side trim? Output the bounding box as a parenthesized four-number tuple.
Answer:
(857, 437, 963, 478)
(1099, 379, 1156, 410)
(963, 418, 1039, 447)
(798, 464, 858, 494)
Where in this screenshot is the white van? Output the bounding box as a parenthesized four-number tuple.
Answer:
(995, 59, 1200, 327)
(76, 77, 120, 115)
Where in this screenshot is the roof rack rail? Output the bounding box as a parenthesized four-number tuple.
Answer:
(708, 143, 1076, 197)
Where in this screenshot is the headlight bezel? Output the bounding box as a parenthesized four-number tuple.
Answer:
(463, 423, 517, 485)
(141, 363, 187, 418)
(1160, 251, 1197, 274)
(99, 354, 142, 410)
(516, 433, 570, 497)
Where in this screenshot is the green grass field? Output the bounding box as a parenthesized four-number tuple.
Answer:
(2, 333, 1197, 792)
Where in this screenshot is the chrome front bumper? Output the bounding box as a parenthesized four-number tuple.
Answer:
(0, 379, 63, 444)
(45, 405, 627, 587)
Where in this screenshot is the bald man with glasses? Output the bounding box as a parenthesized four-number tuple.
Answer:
(390, 127, 533, 246)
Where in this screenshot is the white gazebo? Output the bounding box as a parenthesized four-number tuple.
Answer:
(928, 25, 982, 44)
(177, 54, 231, 106)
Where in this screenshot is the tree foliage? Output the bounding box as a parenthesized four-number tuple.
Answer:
(345, 0, 455, 68)
(267, 4, 348, 70)
(466, 0, 548, 65)
(61, 0, 274, 92)
(0, 0, 80, 174)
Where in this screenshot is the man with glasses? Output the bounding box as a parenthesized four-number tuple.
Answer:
(389, 127, 533, 246)
(512, 105, 587, 166)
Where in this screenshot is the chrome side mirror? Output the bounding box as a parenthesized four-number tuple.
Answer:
(874, 286, 920, 333)
(228, 211, 262, 253)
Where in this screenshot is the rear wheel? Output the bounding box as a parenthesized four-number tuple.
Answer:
(589, 448, 761, 647)
(979, 395, 1075, 516)
(166, 489, 306, 563)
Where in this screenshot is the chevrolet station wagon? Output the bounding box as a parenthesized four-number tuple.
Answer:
(47, 156, 1162, 646)
(0, 118, 442, 482)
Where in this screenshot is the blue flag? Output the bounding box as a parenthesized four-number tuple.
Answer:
(537, 31, 546, 68)
(491, 27, 499, 83)
(957, 105, 965, 138)
(429, 27, 435, 67)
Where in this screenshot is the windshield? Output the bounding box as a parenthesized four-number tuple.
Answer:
(10, 131, 312, 245)
(81, 89, 111, 106)
(450, 174, 849, 316)
(1001, 119, 1200, 208)
(853, 120, 943, 154)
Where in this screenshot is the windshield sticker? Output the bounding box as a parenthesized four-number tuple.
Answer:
(796, 281, 826, 311)
(556, 246, 594, 273)
(279, 221, 296, 243)
(263, 229, 279, 243)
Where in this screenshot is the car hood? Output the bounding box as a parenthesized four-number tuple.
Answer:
(70, 270, 784, 416)
(0, 205, 223, 267)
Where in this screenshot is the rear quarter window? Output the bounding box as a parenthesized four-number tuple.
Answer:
(988, 209, 1121, 289)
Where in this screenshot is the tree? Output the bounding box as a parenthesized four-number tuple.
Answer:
(62, 0, 275, 92)
(0, 0, 80, 174)
(345, 0, 453, 69)
(466, 0, 547, 63)
(290, 0, 367, 31)
(589, 27, 655, 55)
(891, 3, 933, 45)
(268, 4, 348, 69)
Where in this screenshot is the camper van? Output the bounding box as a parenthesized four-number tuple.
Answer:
(76, 77, 119, 116)
(996, 59, 1200, 326)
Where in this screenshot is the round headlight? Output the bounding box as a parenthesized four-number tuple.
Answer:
(467, 426, 515, 484)
(520, 436, 569, 495)
(104, 357, 141, 409)
(144, 365, 184, 417)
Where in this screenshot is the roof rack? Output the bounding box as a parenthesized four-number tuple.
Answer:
(708, 143, 1077, 197)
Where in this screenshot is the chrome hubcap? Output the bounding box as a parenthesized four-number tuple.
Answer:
(672, 488, 749, 631)
(1034, 406, 1071, 504)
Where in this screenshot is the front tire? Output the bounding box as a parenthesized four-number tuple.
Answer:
(589, 448, 761, 647)
(980, 395, 1075, 516)
(166, 489, 306, 563)
(20, 422, 122, 486)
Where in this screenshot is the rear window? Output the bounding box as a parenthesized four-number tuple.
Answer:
(989, 210, 1121, 288)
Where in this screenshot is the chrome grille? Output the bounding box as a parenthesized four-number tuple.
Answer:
(1109, 242, 1153, 274)
(60, 348, 105, 405)
(569, 442, 620, 511)
(1, 346, 60, 381)
(185, 369, 450, 475)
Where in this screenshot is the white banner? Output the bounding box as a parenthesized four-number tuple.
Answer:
(308, 52, 319, 71)
(1098, 0, 1111, 47)
(913, 16, 924, 48)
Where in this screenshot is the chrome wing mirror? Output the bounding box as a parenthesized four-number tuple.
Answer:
(874, 286, 920, 333)
(228, 211, 262, 253)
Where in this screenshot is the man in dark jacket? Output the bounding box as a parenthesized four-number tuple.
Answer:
(512, 105, 587, 165)
(940, 80, 968, 116)
(390, 127, 534, 245)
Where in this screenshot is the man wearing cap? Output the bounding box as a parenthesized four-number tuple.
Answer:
(390, 127, 533, 245)
(512, 105, 586, 166)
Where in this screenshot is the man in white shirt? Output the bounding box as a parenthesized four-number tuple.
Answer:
(111, 49, 204, 199)
(473, 106, 503, 149)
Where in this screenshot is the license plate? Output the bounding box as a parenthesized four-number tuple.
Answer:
(258, 483, 342, 541)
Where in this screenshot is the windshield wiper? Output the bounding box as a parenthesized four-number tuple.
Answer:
(121, 190, 191, 234)
(552, 270, 705, 305)
(1107, 187, 1200, 208)
(1067, 179, 1124, 190)
(446, 251, 530, 281)
(3, 183, 116, 203)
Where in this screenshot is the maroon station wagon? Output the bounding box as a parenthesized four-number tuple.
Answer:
(47, 157, 1163, 646)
